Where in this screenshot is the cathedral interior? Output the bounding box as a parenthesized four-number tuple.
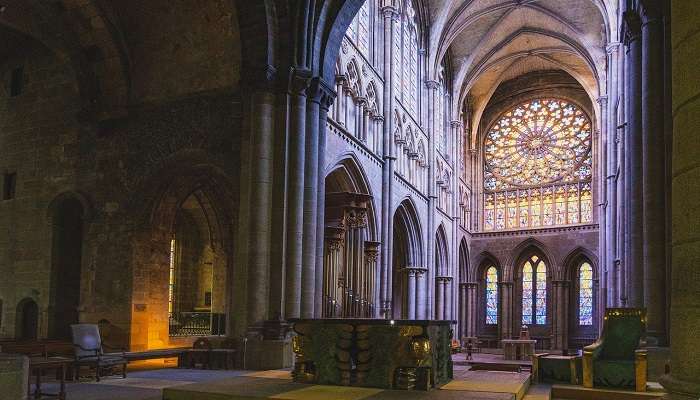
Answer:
(0, 0, 698, 399)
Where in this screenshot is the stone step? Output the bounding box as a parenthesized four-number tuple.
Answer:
(551, 384, 665, 400)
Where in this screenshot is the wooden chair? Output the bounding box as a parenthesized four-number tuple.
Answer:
(70, 324, 127, 382)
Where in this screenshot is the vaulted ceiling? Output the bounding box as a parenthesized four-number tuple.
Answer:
(422, 0, 617, 143)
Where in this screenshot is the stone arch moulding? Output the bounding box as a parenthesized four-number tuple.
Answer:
(324, 153, 379, 241)
(506, 238, 558, 281)
(394, 198, 424, 267)
(126, 153, 236, 351)
(46, 191, 94, 223)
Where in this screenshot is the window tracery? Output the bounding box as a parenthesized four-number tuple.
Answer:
(483, 99, 593, 231)
(522, 255, 547, 325)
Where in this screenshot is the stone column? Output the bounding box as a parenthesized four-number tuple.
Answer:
(323, 235, 344, 317)
(380, 5, 398, 319)
(597, 96, 609, 310)
(426, 80, 440, 318)
(659, 3, 700, 397)
(500, 281, 513, 340)
(623, 11, 644, 307)
(444, 277, 454, 320)
(459, 282, 468, 338)
(552, 280, 569, 350)
(435, 277, 445, 320)
(407, 268, 417, 319)
(315, 80, 336, 317)
(467, 282, 479, 337)
(606, 42, 622, 307)
(416, 268, 427, 319)
(244, 82, 276, 329)
(640, 1, 667, 346)
(284, 68, 311, 319)
(365, 242, 380, 318)
(300, 78, 322, 318)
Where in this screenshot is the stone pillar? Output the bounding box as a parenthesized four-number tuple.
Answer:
(640, 1, 667, 346)
(245, 84, 276, 329)
(552, 280, 569, 350)
(379, 5, 398, 319)
(606, 42, 622, 307)
(500, 281, 513, 340)
(365, 242, 380, 318)
(445, 277, 454, 320)
(407, 268, 417, 319)
(623, 11, 644, 307)
(416, 268, 427, 319)
(659, 2, 700, 397)
(597, 96, 609, 310)
(459, 282, 468, 338)
(315, 80, 336, 317)
(467, 282, 479, 337)
(435, 277, 445, 320)
(284, 68, 311, 319)
(426, 80, 440, 318)
(300, 78, 322, 318)
(323, 235, 344, 317)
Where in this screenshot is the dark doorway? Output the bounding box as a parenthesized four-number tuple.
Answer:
(49, 198, 84, 340)
(17, 298, 38, 340)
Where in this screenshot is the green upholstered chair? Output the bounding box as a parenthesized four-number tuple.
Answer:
(582, 308, 647, 391)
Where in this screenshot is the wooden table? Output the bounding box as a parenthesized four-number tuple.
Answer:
(28, 356, 72, 399)
(501, 339, 537, 361)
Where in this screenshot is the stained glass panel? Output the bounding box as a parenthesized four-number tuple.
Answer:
(486, 266, 499, 325)
(482, 99, 593, 231)
(579, 262, 593, 325)
(522, 262, 533, 325)
(535, 261, 547, 324)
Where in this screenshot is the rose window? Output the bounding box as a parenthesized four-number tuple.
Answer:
(483, 99, 593, 231)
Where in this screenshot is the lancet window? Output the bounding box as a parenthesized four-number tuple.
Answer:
(485, 266, 498, 325)
(483, 99, 593, 231)
(578, 262, 593, 325)
(522, 255, 547, 325)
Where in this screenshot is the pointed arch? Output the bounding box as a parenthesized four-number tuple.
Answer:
(507, 238, 557, 278)
(393, 198, 424, 267)
(435, 224, 449, 276)
(458, 238, 469, 283)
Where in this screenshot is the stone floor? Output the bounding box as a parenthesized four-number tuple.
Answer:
(31, 354, 545, 400)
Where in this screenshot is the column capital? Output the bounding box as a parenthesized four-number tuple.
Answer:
(639, 0, 662, 24)
(605, 41, 622, 54)
(307, 77, 337, 110)
(596, 96, 608, 106)
(450, 120, 463, 128)
(380, 5, 400, 20)
(288, 67, 312, 96)
(425, 80, 440, 90)
(622, 11, 642, 45)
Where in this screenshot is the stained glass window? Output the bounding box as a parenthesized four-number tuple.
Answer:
(483, 99, 592, 231)
(579, 262, 593, 325)
(522, 255, 547, 325)
(168, 238, 176, 315)
(485, 266, 499, 325)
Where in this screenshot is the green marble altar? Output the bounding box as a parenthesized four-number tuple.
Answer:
(290, 319, 454, 390)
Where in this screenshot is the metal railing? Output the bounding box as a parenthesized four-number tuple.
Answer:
(168, 312, 226, 337)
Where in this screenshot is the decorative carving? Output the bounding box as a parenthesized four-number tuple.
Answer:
(289, 68, 312, 96)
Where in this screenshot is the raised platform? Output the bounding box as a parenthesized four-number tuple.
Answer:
(162, 369, 530, 400)
(551, 383, 665, 400)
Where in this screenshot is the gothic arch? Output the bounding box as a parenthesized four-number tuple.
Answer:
(506, 238, 558, 280)
(392, 198, 424, 319)
(564, 246, 599, 349)
(435, 224, 449, 276)
(127, 153, 236, 350)
(458, 238, 469, 283)
(324, 154, 378, 240)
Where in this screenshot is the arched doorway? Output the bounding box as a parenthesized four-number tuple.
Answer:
(391, 200, 423, 319)
(322, 160, 378, 318)
(16, 298, 39, 340)
(48, 195, 86, 340)
(129, 165, 235, 351)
